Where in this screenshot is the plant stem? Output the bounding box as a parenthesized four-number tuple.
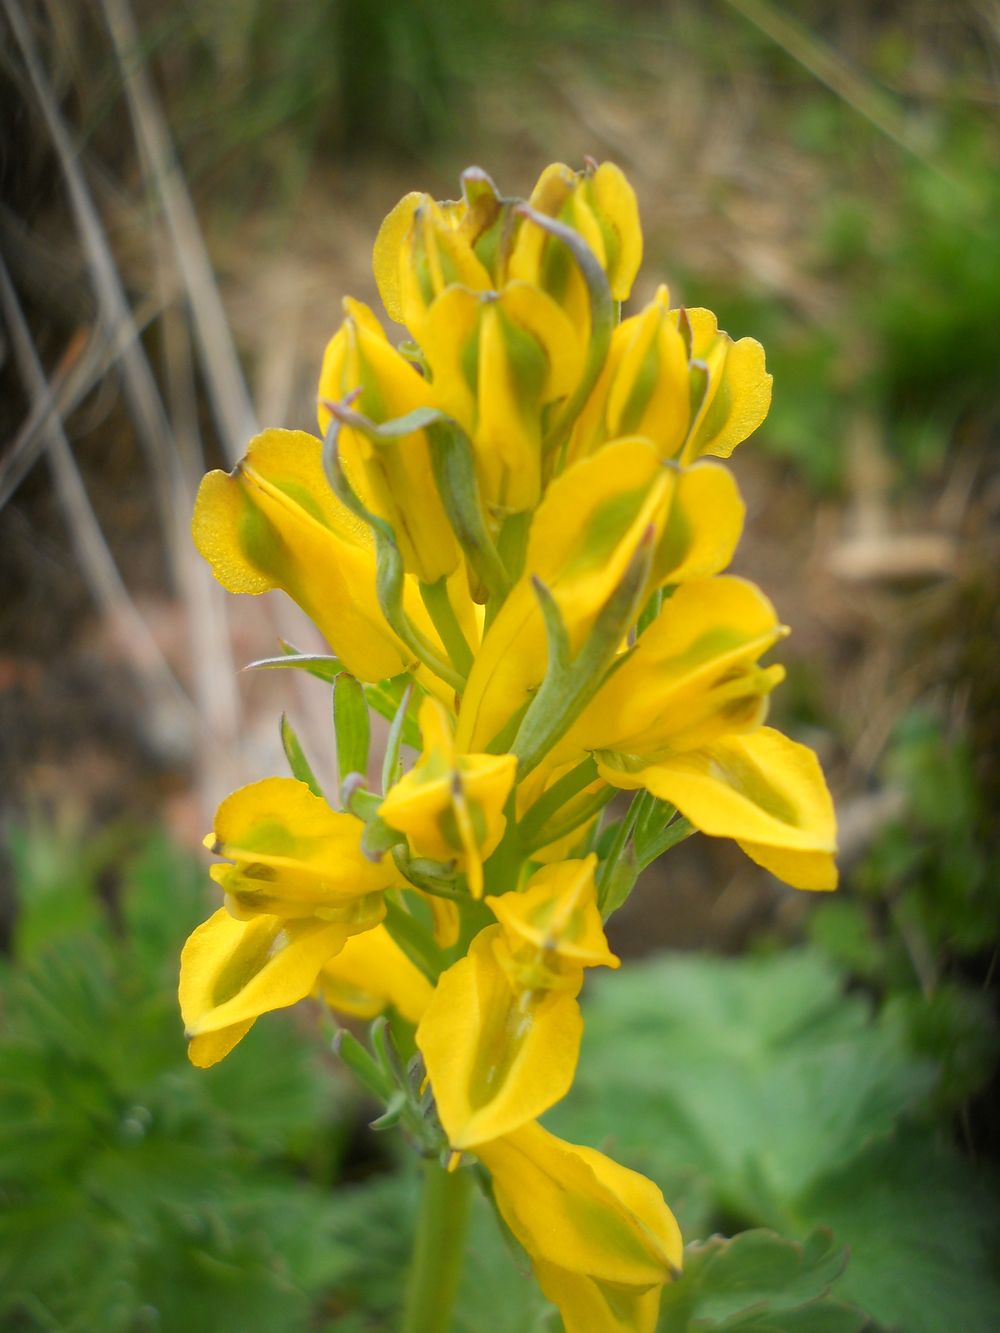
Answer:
(402, 1159, 473, 1333)
(420, 577, 474, 677)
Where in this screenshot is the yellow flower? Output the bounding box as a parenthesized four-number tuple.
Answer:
(207, 777, 401, 920)
(379, 697, 516, 898)
(193, 427, 437, 683)
(179, 901, 383, 1068)
(416, 857, 617, 1147)
(373, 192, 490, 345)
(317, 297, 459, 584)
(546, 577, 837, 891)
(569, 286, 772, 465)
(562, 577, 787, 760)
(476, 1120, 682, 1333)
(509, 160, 643, 329)
(456, 437, 745, 754)
(598, 727, 838, 890)
(419, 282, 585, 514)
(314, 924, 432, 1023)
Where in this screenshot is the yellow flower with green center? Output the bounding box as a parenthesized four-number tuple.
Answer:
(207, 777, 401, 920)
(317, 297, 460, 585)
(456, 436, 745, 753)
(416, 856, 617, 1148)
(379, 697, 516, 898)
(569, 286, 772, 466)
(476, 1120, 682, 1333)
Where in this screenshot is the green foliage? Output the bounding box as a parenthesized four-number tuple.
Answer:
(809, 707, 1000, 1111)
(547, 949, 1000, 1333)
(0, 826, 357, 1332)
(660, 1230, 867, 1332)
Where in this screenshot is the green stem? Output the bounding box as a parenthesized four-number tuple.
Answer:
(596, 790, 646, 913)
(420, 578, 474, 678)
(402, 1159, 473, 1333)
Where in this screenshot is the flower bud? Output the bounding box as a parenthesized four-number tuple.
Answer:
(508, 160, 642, 328)
(318, 297, 459, 584)
(420, 282, 585, 514)
(476, 1121, 682, 1333)
(378, 698, 516, 898)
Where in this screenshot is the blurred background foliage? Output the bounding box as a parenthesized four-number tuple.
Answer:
(1, 0, 998, 1328)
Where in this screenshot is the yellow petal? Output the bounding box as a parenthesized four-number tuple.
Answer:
(422, 283, 584, 514)
(587, 161, 643, 302)
(373, 191, 423, 325)
(486, 856, 619, 972)
(607, 287, 690, 456)
(398, 197, 491, 343)
(533, 1261, 664, 1333)
(379, 699, 516, 885)
(314, 924, 432, 1022)
(416, 926, 583, 1148)
(192, 428, 418, 682)
(316, 298, 459, 584)
(681, 308, 772, 462)
(568, 577, 785, 756)
(180, 908, 363, 1051)
(209, 777, 400, 918)
(456, 437, 671, 751)
(476, 1121, 682, 1286)
(598, 726, 837, 889)
(456, 445, 743, 753)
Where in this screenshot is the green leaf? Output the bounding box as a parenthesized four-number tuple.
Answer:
(334, 673, 371, 785)
(796, 1131, 1000, 1333)
(245, 643, 343, 683)
(280, 712, 324, 797)
(548, 950, 936, 1228)
(660, 1229, 869, 1331)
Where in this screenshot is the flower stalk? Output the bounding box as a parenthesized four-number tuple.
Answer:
(180, 158, 838, 1332)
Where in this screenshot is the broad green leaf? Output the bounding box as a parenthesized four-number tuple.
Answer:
(548, 950, 936, 1227)
(660, 1229, 869, 1331)
(796, 1131, 1000, 1333)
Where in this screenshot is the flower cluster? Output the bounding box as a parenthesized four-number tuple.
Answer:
(180, 161, 837, 1332)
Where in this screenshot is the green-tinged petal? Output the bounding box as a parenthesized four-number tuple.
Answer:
(606, 286, 690, 456)
(566, 576, 785, 757)
(422, 282, 585, 514)
(534, 1262, 663, 1333)
(476, 1121, 682, 1286)
(314, 924, 432, 1022)
(373, 192, 423, 324)
(680, 307, 772, 462)
(317, 297, 459, 584)
(417, 926, 583, 1148)
(180, 908, 363, 1051)
(192, 427, 422, 682)
(456, 437, 670, 750)
(379, 698, 516, 895)
(397, 196, 491, 343)
(486, 856, 619, 972)
(586, 161, 642, 301)
(598, 726, 837, 889)
(651, 460, 745, 585)
(456, 443, 743, 752)
(209, 777, 400, 919)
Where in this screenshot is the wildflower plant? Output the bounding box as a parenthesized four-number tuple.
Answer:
(180, 160, 837, 1332)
